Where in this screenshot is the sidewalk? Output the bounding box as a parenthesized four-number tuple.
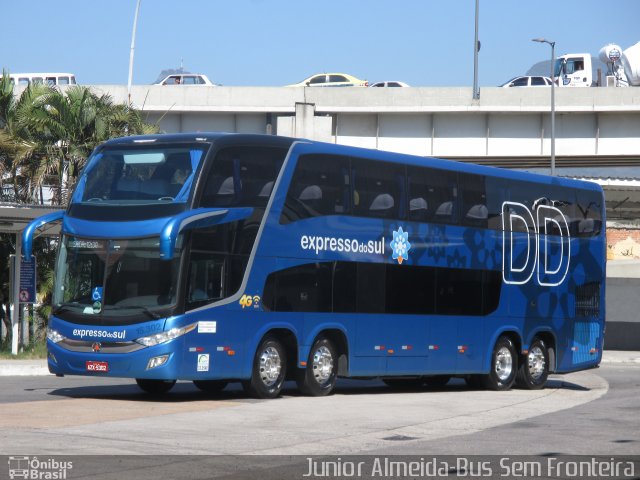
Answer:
(0, 351, 638, 376)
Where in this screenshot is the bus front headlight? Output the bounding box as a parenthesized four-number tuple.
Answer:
(135, 323, 197, 347)
(47, 326, 66, 344)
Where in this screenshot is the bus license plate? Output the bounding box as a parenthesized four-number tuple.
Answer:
(86, 361, 109, 372)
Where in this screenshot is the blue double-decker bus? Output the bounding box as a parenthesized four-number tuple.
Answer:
(24, 133, 606, 398)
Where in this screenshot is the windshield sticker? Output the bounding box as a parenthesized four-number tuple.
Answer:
(92, 287, 103, 302)
(68, 239, 103, 249)
(390, 227, 411, 264)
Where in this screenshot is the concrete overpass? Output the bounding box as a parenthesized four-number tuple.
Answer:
(90, 84, 640, 170)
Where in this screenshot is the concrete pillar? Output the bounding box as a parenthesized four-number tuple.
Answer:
(294, 102, 316, 139)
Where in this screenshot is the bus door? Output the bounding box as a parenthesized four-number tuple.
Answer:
(347, 263, 428, 374)
(431, 268, 492, 373)
(383, 263, 430, 373)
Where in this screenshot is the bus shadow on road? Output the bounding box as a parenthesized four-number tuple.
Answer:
(45, 381, 250, 403)
(45, 376, 591, 402)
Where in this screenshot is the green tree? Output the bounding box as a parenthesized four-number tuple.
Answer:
(0, 72, 158, 205)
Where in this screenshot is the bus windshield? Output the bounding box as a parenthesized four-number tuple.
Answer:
(53, 236, 181, 321)
(76, 144, 208, 204)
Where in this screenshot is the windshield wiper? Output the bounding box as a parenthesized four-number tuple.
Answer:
(103, 305, 163, 320)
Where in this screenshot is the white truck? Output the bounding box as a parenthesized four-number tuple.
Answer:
(555, 41, 640, 87)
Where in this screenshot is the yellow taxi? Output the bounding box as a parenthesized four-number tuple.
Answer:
(286, 73, 368, 87)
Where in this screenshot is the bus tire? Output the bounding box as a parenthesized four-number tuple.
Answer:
(135, 379, 176, 394)
(516, 338, 549, 390)
(243, 336, 287, 399)
(483, 336, 518, 391)
(296, 337, 338, 396)
(193, 380, 228, 393)
(422, 375, 451, 387)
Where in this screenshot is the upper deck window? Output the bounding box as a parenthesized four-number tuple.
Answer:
(75, 143, 208, 206)
(198, 145, 288, 208)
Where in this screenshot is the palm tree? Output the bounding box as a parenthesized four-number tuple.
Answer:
(0, 73, 158, 205)
(0, 74, 53, 203)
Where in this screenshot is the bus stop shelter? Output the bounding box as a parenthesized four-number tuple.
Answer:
(0, 202, 62, 354)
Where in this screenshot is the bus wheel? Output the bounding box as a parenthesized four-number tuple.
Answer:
(193, 380, 228, 393)
(296, 337, 337, 396)
(243, 336, 287, 399)
(135, 379, 176, 394)
(516, 338, 549, 390)
(483, 336, 518, 391)
(383, 377, 425, 389)
(423, 375, 451, 387)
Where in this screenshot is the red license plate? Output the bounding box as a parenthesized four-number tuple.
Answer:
(86, 361, 109, 372)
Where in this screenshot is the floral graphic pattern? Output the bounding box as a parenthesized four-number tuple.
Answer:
(390, 227, 411, 264)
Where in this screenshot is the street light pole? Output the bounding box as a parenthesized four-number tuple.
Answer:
(533, 38, 556, 176)
(127, 0, 142, 106)
(473, 0, 480, 99)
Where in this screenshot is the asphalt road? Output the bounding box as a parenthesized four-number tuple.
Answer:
(0, 364, 637, 479)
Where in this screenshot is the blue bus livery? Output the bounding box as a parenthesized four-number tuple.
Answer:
(24, 133, 606, 397)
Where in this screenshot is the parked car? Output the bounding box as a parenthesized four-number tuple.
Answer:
(156, 74, 215, 86)
(500, 76, 552, 87)
(370, 81, 410, 87)
(287, 73, 368, 87)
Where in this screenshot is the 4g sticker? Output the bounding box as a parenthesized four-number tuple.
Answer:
(239, 294, 261, 309)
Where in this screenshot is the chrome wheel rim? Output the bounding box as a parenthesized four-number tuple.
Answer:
(495, 346, 513, 381)
(312, 345, 334, 384)
(259, 346, 281, 387)
(528, 346, 546, 380)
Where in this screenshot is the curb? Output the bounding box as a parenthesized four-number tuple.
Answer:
(0, 360, 50, 377)
(600, 352, 640, 365)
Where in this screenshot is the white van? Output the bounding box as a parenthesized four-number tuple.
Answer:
(9, 73, 77, 87)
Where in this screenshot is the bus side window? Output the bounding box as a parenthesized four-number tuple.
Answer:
(262, 262, 332, 312)
(547, 187, 577, 236)
(351, 158, 403, 220)
(408, 166, 457, 224)
(460, 173, 488, 229)
(485, 176, 508, 231)
(575, 190, 602, 237)
(199, 146, 286, 208)
(356, 263, 386, 313)
(385, 263, 436, 314)
(436, 268, 483, 315)
(333, 262, 356, 313)
(280, 154, 350, 223)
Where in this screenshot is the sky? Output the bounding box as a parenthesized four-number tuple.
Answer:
(1, 0, 639, 87)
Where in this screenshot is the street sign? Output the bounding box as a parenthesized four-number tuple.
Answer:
(19, 256, 37, 304)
